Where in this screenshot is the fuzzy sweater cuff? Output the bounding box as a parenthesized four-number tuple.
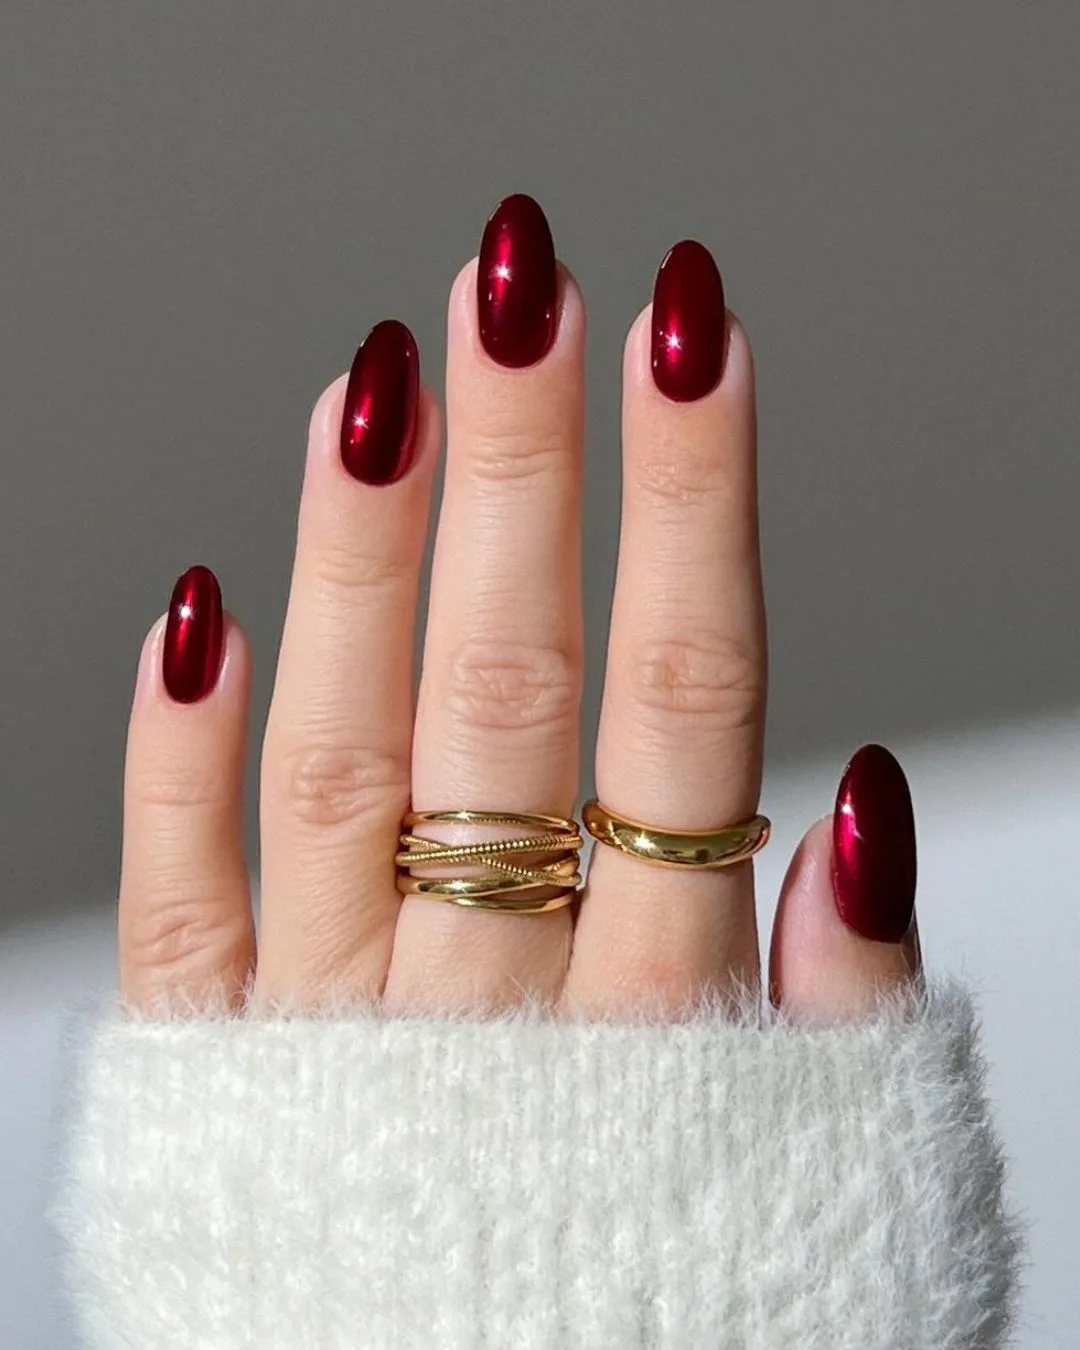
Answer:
(51, 980, 1022, 1349)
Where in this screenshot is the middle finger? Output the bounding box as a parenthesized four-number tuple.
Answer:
(384, 195, 584, 1011)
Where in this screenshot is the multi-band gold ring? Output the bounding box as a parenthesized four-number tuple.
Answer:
(395, 809, 582, 914)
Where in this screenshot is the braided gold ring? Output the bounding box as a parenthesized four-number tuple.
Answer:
(581, 799, 770, 870)
(395, 809, 582, 913)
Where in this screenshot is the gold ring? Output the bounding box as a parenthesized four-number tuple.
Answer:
(396, 809, 582, 913)
(581, 799, 770, 870)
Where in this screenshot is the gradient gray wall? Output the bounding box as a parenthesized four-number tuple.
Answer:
(2, 2, 1078, 927)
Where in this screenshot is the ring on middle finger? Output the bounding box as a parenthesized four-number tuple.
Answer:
(395, 809, 583, 913)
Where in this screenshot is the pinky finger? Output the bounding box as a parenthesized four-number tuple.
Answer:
(768, 744, 921, 1022)
(118, 566, 254, 1012)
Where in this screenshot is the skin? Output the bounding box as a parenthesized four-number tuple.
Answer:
(117, 257, 918, 1020)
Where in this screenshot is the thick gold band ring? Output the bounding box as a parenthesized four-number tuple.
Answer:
(581, 799, 770, 870)
(395, 809, 582, 914)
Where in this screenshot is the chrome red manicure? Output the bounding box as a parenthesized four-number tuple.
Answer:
(477, 193, 557, 368)
(832, 744, 917, 943)
(651, 239, 727, 402)
(162, 565, 224, 704)
(340, 319, 420, 485)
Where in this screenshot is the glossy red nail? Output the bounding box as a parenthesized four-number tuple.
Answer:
(832, 744, 917, 942)
(651, 239, 727, 402)
(340, 319, 420, 485)
(477, 193, 557, 368)
(162, 565, 224, 704)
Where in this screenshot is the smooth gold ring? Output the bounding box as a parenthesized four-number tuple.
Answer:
(581, 799, 770, 870)
(396, 809, 582, 913)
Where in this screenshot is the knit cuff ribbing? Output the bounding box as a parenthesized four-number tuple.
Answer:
(51, 980, 1023, 1349)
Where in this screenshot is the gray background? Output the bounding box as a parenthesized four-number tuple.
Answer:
(3, 1, 1078, 925)
(1, 2, 1078, 1346)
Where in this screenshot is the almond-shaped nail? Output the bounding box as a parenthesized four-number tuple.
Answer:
(832, 743, 917, 942)
(162, 565, 224, 704)
(340, 319, 420, 485)
(477, 193, 557, 368)
(651, 239, 727, 402)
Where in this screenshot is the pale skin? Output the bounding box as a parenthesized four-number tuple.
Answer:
(118, 257, 918, 1021)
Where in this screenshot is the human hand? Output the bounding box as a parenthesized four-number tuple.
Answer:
(117, 192, 919, 1023)
(57, 197, 1019, 1350)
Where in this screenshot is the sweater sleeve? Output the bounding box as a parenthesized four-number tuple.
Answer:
(49, 978, 1022, 1350)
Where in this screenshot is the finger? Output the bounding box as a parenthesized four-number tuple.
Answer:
(385, 196, 583, 1011)
(566, 242, 766, 1015)
(769, 745, 920, 1022)
(257, 322, 439, 1004)
(119, 567, 254, 1011)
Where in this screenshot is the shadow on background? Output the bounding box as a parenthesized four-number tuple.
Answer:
(2, 2, 1078, 928)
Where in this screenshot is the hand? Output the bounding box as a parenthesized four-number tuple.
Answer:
(117, 193, 919, 1022)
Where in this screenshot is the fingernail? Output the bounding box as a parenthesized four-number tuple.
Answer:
(477, 193, 557, 368)
(651, 239, 727, 402)
(340, 319, 420, 485)
(832, 743, 917, 942)
(163, 565, 224, 704)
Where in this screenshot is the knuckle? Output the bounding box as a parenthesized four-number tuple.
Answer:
(623, 634, 763, 734)
(271, 741, 408, 830)
(443, 638, 580, 735)
(310, 543, 414, 602)
(634, 441, 732, 510)
(464, 424, 573, 488)
(128, 760, 231, 812)
(125, 890, 250, 978)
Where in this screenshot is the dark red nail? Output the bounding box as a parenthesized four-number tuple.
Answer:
(651, 239, 727, 402)
(832, 744, 917, 942)
(162, 565, 224, 704)
(477, 193, 557, 368)
(340, 319, 420, 485)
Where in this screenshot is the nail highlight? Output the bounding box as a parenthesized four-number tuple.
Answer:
(651, 239, 727, 402)
(340, 319, 420, 485)
(162, 565, 224, 704)
(477, 193, 557, 368)
(832, 743, 917, 942)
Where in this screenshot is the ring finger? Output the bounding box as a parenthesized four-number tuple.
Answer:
(565, 241, 767, 1015)
(384, 195, 585, 1011)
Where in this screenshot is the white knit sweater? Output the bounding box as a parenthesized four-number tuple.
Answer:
(51, 979, 1022, 1349)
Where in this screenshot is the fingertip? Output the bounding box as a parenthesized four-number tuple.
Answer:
(623, 303, 755, 407)
(622, 302, 653, 382)
(722, 312, 755, 397)
(449, 254, 480, 323)
(767, 815, 832, 1007)
(217, 612, 254, 702)
(135, 602, 251, 714)
(308, 364, 439, 488)
(769, 812, 917, 1024)
(554, 263, 587, 353)
(136, 611, 167, 685)
(415, 381, 442, 460)
(449, 255, 586, 369)
(447, 255, 481, 362)
(309, 372, 350, 448)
